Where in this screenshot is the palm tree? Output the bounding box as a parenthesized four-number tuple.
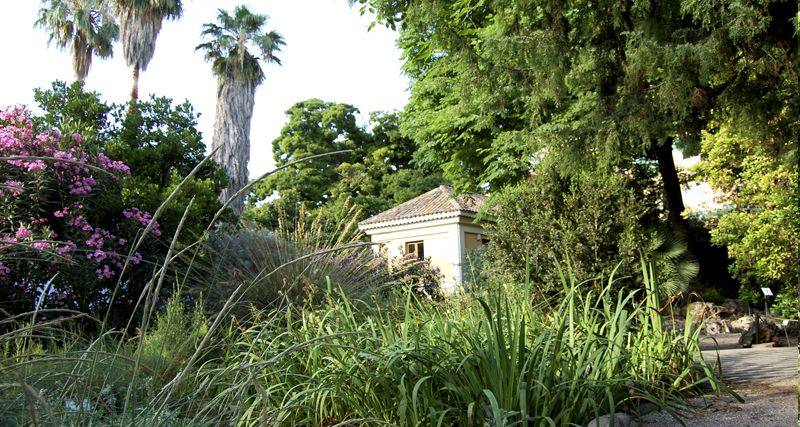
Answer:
(197, 5, 285, 215)
(113, 0, 183, 103)
(36, 0, 118, 81)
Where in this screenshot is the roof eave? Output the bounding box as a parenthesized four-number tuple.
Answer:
(358, 210, 479, 232)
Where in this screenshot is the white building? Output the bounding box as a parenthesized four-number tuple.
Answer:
(358, 186, 488, 291)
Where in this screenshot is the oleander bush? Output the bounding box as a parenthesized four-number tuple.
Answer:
(0, 107, 159, 318)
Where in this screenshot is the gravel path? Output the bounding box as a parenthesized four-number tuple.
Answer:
(641, 346, 798, 426)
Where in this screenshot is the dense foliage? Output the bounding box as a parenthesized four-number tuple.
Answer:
(487, 166, 644, 294)
(247, 99, 443, 226)
(355, 0, 798, 291)
(35, 81, 227, 244)
(0, 81, 225, 323)
(695, 124, 799, 292)
(0, 107, 155, 315)
(1, 261, 728, 425)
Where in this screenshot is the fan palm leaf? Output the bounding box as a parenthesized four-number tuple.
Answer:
(36, 0, 118, 81)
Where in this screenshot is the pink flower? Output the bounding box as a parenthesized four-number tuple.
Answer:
(96, 153, 130, 174)
(95, 264, 114, 280)
(0, 180, 23, 196)
(15, 225, 31, 240)
(71, 133, 85, 143)
(29, 217, 48, 224)
(123, 208, 161, 237)
(85, 231, 105, 249)
(55, 241, 76, 255)
(88, 249, 107, 261)
(32, 241, 51, 251)
(25, 160, 46, 171)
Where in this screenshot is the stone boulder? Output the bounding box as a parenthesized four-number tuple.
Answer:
(737, 316, 780, 348)
(719, 299, 747, 318)
(704, 319, 732, 335)
(685, 301, 717, 320)
(731, 315, 755, 332)
(585, 413, 632, 427)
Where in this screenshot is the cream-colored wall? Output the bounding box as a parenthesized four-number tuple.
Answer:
(363, 215, 485, 292)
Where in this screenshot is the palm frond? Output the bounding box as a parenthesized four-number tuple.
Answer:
(113, 0, 183, 70)
(196, 5, 284, 84)
(35, 0, 118, 80)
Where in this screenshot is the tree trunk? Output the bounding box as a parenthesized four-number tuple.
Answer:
(212, 77, 257, 216)
(130, 64, 140, 104)
(653, 139, 735, 290)
(653, 141, 691, 240)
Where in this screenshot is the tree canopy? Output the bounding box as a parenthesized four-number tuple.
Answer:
(34, 80, 227, 244)
(247, 99, 443, 226)
(355, 0, 798, 289)
(197, 5, 285, 84)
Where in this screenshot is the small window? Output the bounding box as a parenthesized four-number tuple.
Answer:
(405, 241, 424, 260)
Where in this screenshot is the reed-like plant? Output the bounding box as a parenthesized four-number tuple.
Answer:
(173, 261, 731, 426)
(1, 150, 734, 426)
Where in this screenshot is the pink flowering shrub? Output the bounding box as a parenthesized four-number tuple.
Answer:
(0, 107, 160, 313)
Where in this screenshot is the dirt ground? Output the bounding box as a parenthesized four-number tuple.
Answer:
(641, 345, 798, 426)
(641, 382, 797, 426)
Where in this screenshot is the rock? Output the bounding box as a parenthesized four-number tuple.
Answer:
(585, 413, 632, 427)
(752, 342, 776, 348)
(704, 319, 732, 335)
(686, 301, 717, 320)
(719, 299, 746, 318)
(738, 317, 780, 348)
(705, 320, 721, 335)
(731, 315, 755, 332)
(663, 317, 686, 332)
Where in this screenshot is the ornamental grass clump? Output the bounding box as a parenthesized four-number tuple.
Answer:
(198, 202, 391, 313)
(176, 261, 729, 426)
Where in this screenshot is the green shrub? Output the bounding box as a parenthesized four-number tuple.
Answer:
(737, 286, 761, 309)
(139, 293, 207, 380)
(485, 165, 645, 295)
(771, 289, 799, 319)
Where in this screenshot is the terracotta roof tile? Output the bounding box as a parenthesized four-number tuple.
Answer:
(359, 186, 487, 227)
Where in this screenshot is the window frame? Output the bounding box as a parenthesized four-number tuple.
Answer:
(404, 240, 425, 260)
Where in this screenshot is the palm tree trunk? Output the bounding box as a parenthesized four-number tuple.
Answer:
(130, 63, 140, 104)
(212, 76, 257, 215)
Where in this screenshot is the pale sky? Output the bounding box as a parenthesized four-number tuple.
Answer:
(0, 0, 409, 177)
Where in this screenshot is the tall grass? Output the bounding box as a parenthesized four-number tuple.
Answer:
(175, 262, 725, 426)
(1, 257, 729, 425)
(1, 152, 733, 426)
(198, 203, 391, 313)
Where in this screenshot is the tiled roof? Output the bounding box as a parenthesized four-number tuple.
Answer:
(359, 185, 487, 227)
